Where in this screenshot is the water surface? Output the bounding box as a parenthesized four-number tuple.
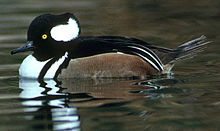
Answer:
(0, 0, 220, 130)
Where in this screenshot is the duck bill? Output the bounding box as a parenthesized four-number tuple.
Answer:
(11, 41, 34, 55)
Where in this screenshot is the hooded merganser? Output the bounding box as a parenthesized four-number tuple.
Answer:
(11, 13, 210, 79)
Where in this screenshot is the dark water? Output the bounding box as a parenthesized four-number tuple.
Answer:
(0, 0, 220, 130)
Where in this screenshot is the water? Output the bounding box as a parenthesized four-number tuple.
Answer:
(0, 0, 220, 130)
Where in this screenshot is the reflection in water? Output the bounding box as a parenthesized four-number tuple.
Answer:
(18, 77, 172, 130)
(17, 76, 178, 130)
(19, 79, 80, 131)
(136, 78, 181, 99)
(52, 108, 80, 131)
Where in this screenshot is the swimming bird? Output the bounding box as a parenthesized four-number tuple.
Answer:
(11, 13, 209, 79)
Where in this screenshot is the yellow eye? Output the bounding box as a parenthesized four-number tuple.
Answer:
(42, 34, 47, 39)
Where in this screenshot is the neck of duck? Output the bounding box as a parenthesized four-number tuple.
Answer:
(19, 52, 68, 79)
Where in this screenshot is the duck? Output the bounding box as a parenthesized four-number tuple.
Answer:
(10, 13, 209, 80)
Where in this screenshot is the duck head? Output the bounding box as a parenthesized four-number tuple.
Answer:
(11, 13, 81, 61)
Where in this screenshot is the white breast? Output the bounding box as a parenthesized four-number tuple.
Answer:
(19, 53, 68, 79)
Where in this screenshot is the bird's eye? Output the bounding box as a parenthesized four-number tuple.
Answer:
(42, 34, 47, 39)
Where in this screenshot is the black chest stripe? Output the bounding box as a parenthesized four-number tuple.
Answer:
(38, 58, 58, 80)
(54, 57, 70, 79)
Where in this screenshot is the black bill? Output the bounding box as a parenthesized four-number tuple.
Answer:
(11, 41, 34, 55)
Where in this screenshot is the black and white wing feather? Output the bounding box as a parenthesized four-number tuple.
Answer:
(72, 36, 164, 72)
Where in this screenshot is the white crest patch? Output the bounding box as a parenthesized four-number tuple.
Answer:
(50, 18, 79, 42)
(19, 52, 68, 79)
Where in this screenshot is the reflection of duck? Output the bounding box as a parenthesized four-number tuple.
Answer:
(19, 79, 80, 130)
(11, 13, 209, 79)
(18, 77, 180, 130)
(19, 77, 168, 107)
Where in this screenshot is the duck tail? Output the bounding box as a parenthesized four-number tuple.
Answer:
(162, 35, 211, 73)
